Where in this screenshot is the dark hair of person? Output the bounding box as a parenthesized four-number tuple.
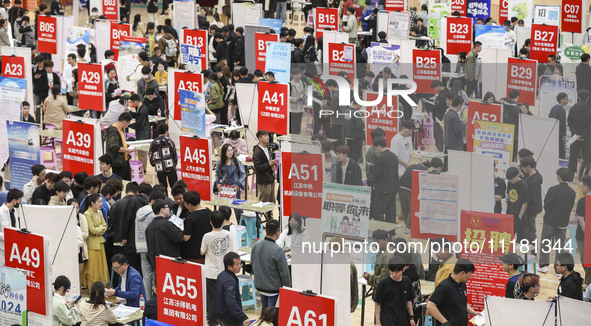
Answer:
(82, 193, 101, 214)
(88, 282, 108, 309)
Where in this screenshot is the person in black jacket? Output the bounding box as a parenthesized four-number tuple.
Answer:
(211, 252, 249, 326)
(503, 89, 522, 159)
(7, 0, 21, 35)
(520, 157, 543, 242)
(347, 102, 365, 163)
(253, 130, 277, 218)
(412, 18, 428, 48)
(426, 80, 449, 152)
(50, 0, 64, 15)
(371, 136, 400, 223)
(494, 175, 506, 214)
(233, 27, 245, 67)
(551, 252, 584, 301)
(145, 200, 184, 272)
(538, 168, 576, 273)
(129, 94, 150, 170)
(214, 32, 228, 64)
(567, 89, 591, 177)
(576, 53, 591, 93)
(335, 145, 363, 186)
(34, 60, 60, 103)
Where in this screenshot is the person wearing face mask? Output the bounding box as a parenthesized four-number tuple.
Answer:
(222, 130, 247, 156)
(154, 63, 167, 86)
(136, 66, 159, 99)
(276, 213, 310, 252)
(0, 189, 23, 265)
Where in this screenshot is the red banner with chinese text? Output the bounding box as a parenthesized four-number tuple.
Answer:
(37, 15, 57, 54)
(63, 120, 95, 176)
(174, 71, 203, 120)
(413, 49, 441, 94)
(529, 24, 558, 63)
(328, 42, 355, 82)
(562, 0, 583, 33)
(364, 92, 399, 145)
(257, 81, 289, 135)
(446, 17, 472, 55)
(282, 152, 323, 219)
(1, 55, 25, 79)
(180, 136, 211, 201)
(315, 8, 339, 39)
(506, 57, 537, 107)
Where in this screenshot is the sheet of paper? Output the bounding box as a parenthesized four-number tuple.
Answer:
(113, 305, 140, 319)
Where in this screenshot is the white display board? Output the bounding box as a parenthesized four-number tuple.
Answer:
(480, 48, 511, 102)
(447, 151, 495, 214)
(52, 16, 74, 75)
(0, 47, 33, 105)
(558, 296, 591, 324)
(518, 115, 559, 195)
(236, 82, 259, 151)
(322, 30, 349, 64)
(232, 2, 263, 28)
(18, 205, 81, 302)
(484, 296, 554, 326)
(173, 0, 196, 30)
(417, 172, 460, 236)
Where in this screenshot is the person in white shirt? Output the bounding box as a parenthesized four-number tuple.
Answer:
(0, 189, 23, 266)
(276, 212, 310, 253)
(390, 120, 416, 176)
(201, 210, 234, 325)
(62, 53, 77, 105)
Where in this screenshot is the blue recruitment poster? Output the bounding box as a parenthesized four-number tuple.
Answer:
(533, 5, 560, 26)
(7, 120, 40, 192)
(0, 77, 26, 102)
(180, 44, 202, 72)
(179, 89, 207, 138)
(474, 25, 506, 49)
(368, 42, 401, 76)
(259, 18, 284, 34)
(265, 42, 292, 84)
(0, 266, 27, 325)
(467, 0, 491, 22)
(65, 27, 91, 57)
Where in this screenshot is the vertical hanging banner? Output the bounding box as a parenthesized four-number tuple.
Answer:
(110, 22, 131, 60)
(179, 89, 207, 138)
(529, 24, 557, 63)
(181, 29, 208, 69)
(281, 152, 323, 219)
(364, 92, 399, 144)
(315, 8, 339, 39)
(37, 15, 57, 54)
(180, 44, 202, 72)
(413, 49, 441, 93)
(4, 228, 50, 318)
(0, 266, 27, 325)
(452, 0, 467, 16)
(7, 121, 40, 192)
(499, 0, 509, 24)
(385, 0, 405, 12)
(466, 101, 502, 152)
(254, 32, 279, 73)
(180, 136, 211, 201)
(102, 0, 119, 20)
(78, 63, 105, 111)
(156, 256, 206, 325)
(460, 210, 514, 312)
(466, 0, 490, 22)
(278, 288, 337, 326)
(63, 120, 95, 176)
(173, 71, 203, 120)
(1, 56, 25, 79)
(562, 0, 583, 33)
(265, 42, 292, 84)
(473, 120, 515, 173)
(446, 17, 472, 55)
(506, 57, 537, 106)
(257, 81, 289, 135)
(328, 42, 355, 82)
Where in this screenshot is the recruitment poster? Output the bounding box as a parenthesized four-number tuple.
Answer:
(466, 101, 502, 152)
(328, 42, 355, 82)
(0, 266, 27, 325)
(538, 76, 576, 118)
(258, 18, 283, 34)
(174, 71, 203, 120)
(387, 11, 410, 41)
(508, 0, 533, 27)
(320, 183, 370, 238)
(472, 120, 514, 174)
(63, 120, 96, 176)
(173, 0, 195, 30)
(65, 27, 91, 59)
(428, 13, 441, 46)
(265, 42, 292, 84)
(364, 92, 399, 145)
(429, 0, 451, 16)
(506, 57, 537, 106)
(562, 0, 583, 33)
(460, 210, 514, 311)
(180, 136, 211, 201)
(475, 25, 505, 49)
(257, 81, 289, 135)
(7, 120, 40, 192)
(254, 33, 279, 73)
(417, 172, 459, 236)
(180, 44, 201, 72)
(116, 36, 146, 92)
(179, 89, 206, 138)
(446, 17, 472, 55)
(109, 22, 131, 60)
(102, 0, 118, 20)
(412, 49, 441, 93)
(466, 0, 490, 22)
(0, 77, 26, 102)
(156, 256, 206, 325)
(533, 5, 560, 26)
(281, 152, 323, 219)
(367, 43, 400, 77)
(37, 15, 57, 54)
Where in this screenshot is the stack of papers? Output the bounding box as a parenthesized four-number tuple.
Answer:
(113, 305, 140, 319)
(252, 202, 273, 207)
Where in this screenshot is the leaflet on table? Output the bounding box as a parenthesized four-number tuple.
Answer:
(113, 304, 140, 319)
(418, 172, 459, 236)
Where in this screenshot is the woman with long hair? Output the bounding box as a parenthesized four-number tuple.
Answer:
(207, 72, 224, 122)
(52, 275, 80, 326)
(276, 212, 310, 251)
(132, 14, 145, 37)
(43, 84, 69, 128)
(79, 282, 117, 325)
(80, 194, 109, 288)
(302, 35, 318, 75)
(215, 144, 246, 219)
(482, 91, 497, 104)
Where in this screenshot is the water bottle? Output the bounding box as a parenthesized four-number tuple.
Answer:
(157, 108, 161, 117)
(139, 295, 145, 311)
(72, 286, 78, 302)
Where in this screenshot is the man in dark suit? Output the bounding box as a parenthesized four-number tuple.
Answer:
(253, 129, 277, 217)
(412, 18, 428, 48)
(576, 53, 591, 93)
(371, 136, 400, 223)
(33, 60, 60, 103)
(334, 145, 362, 186)
(105, 254, 146, 308)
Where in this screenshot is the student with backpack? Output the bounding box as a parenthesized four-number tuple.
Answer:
(158, 26, 177, 67)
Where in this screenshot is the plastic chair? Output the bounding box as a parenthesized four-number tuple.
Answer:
(239, 212, 263, 245)
(129, 160, 145, 183)
(238, 275, 258, 310)
(40, 146, 59, 170)
(236, 225, 247, 247)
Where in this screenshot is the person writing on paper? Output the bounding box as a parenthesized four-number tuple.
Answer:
(222, 130, 247, 156)
(52, 275, 80, 326)
(276, 212, 310, 253)
(79, 282, 117, 326)
(106, 112, 134, 180)
(43, 84, 69, 129)
(105, 254, 146, 307)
